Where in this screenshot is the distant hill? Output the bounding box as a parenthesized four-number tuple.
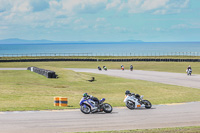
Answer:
(0, 38, 143, 44)
(0, 38, 56, 44)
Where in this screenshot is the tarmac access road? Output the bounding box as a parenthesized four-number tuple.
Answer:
(67, 68, 200, 89)
(0, 102, 200, 133)
(0, 68, 27, 70)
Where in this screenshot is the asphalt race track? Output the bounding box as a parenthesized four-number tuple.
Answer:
(0, 68, 200, 133)
(0, 102, 200, 133)
(67, 68, 200, 89)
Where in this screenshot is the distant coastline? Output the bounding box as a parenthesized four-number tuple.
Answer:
(0, 41, 200, 57)
(0, 38, 144, 44)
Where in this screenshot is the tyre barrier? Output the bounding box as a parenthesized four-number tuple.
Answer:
(27, 66, 57, 78)
(1, 58, 200, 62)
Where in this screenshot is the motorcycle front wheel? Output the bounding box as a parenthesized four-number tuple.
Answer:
(143, 100, 152, 109)
(126, 100, 135, 110)
(103, 103, 112, 113)
(80, 104, 91, 114)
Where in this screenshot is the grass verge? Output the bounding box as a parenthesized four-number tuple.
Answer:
(74, 126, 200, 133)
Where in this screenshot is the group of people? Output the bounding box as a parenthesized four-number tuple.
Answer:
(98, 66, 107, 71)
(98, 65, 192, 74)
(121, 64, 133, 71)
(98, 65, 133, 71)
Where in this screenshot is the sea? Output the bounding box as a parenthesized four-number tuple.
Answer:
(0, 42, 200, 57)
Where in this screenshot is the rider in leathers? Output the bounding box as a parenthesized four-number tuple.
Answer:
(125, 90, 142, 103)
(83, 93, 99, 105)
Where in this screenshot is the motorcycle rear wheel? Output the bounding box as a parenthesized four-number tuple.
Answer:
(103, 103, 112, 113)
(126, 100, 135, 110)
(80, 104, 91, 114)
(143, 100, 152, 109)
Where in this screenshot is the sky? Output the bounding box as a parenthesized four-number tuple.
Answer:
(0, 0, 200, 42)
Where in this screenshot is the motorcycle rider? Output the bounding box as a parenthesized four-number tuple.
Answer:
(187, 65, 192, 70)
(121, 65, 124, 70)
(125, 90, 141, 103)
(130, 64, 133, 70)
(103, 66, 107, 70)
(98, 66, 101, 70)
(125, 90, 132, 96)
(83, 93, 99, 106)
(186, 65, 192, 74)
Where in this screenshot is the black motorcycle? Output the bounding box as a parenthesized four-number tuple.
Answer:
(98, 66, 102, 70)
(130, 66, 133, 71)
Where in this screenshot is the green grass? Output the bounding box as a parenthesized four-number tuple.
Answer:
(0, 61, 200, 74)
(0, 64, 200, 111)
(75, 126, 200, 133)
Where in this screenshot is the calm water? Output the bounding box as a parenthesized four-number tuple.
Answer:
(0, 42, 200, 57)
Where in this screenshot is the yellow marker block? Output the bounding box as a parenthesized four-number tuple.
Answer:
(59, 97, 68, 107)
(54, 97, 59, 106)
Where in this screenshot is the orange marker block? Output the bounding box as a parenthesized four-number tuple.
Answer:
(59, 97, 68, 107)
(54, 97, 59, 106)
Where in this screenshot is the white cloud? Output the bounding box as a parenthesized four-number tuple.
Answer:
(155, 27, 161, 31)
(96, 18, 105, 22)
(114, 26, 130, 33)
(171, 24, 188, 29)
(60, 0, 107, 14)
(0, 0, 192, 41)
(190, 22, 200, 29)
(153, 9, 167, 15)
(74, 25, 88, 30)
(106, 0, 121, 9)
(0, 0, 11, 13)
(11, 0, 32, 13)
(0, 26, 8, 29)
(171, 22, 200, 30)
(74, 18, 83, 23)
(107, 0, 190, 14)
(141, 0, 169, 11)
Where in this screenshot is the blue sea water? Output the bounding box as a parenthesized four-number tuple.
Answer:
(0, 42, 200, 57)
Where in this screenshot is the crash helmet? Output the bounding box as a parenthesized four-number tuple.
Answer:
(83, 93, 88, 97)
(125, 90, 131, 95)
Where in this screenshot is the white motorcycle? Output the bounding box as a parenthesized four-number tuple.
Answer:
(186, 69, 192, 76)
(124, 93, 152, 109)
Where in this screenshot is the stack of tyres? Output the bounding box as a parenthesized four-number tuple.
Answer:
(27, 66, 57, 78)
